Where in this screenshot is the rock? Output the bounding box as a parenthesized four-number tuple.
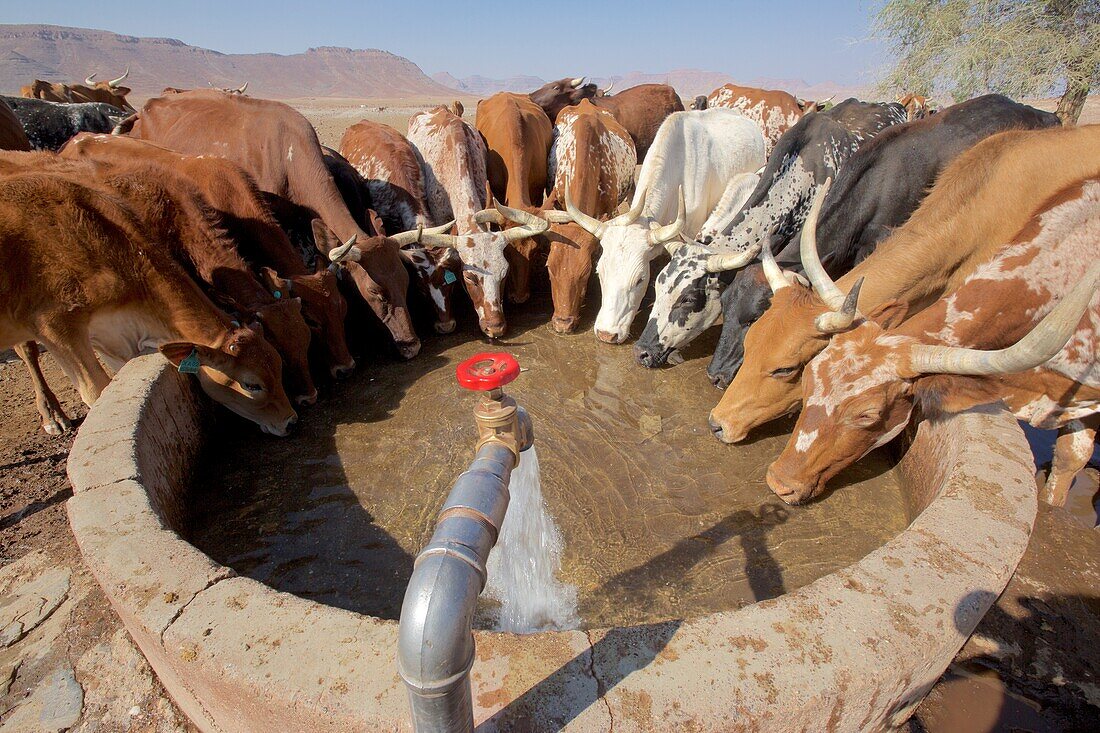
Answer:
(0, 568, 70, 649)
(0, 660, 18, 697)
(1, 666, 83, 732)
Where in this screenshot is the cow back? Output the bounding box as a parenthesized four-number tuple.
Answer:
(408, 106, 488, 232)
(476, 93, 552, 208)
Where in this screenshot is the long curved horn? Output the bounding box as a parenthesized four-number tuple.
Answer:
(474, 208, 506, 226)
(542, 209, 575, 224)
(327, 234, 360, 263)
(108, 67, 130, 89)
(236, 82, 248, 94)
(391, 220, 456, 247)
(705, 248, 757, 273)
(665, 240, 686, 256)
(570, 77, 586, 88)
(564, 181, 605, 238)
(908, 264, 1100, 376)
(800, 178, 845, 309)
(609, 191, 645, 227)
(814, 277, 864, 334)
(648, 187, 686, 245)
(84, 73, 97, 86)
(601, 80, 613, 94)
(760, 239, 789, 294)
(494, 201, 549, 233)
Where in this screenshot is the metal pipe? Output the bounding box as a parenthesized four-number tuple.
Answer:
(397, 404, 532, 733)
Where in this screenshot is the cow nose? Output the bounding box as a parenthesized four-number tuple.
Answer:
(633, 343, 654, 367)
(434, 318, 457, 335)
(285, 415, 299, 434)
(550, 315, 578, 334)
(710, 372, 732, 390)
(295, 389, 319, 407)
(398, 340, 422, 360)
(595, 329, 622, 345)
(708, 414, 725, 441)
(331, 361, 356, 379)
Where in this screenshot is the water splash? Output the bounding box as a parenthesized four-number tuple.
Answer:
(484, 447, 579, 632)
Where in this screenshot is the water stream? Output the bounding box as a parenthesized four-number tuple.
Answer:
(483, 447, 580, 632)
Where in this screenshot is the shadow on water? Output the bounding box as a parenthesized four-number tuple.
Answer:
(591, 503, 791, 616)
(478, 620, 683, 732)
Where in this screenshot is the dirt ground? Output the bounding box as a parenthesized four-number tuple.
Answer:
(0, 93, 1096, 731)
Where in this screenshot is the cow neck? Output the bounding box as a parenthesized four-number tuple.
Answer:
(138, 257, 234, 350)
(289, 141, 366, 248)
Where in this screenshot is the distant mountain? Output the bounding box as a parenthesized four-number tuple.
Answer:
(0, 24, 456, 99)
(431, 67, 870, 101)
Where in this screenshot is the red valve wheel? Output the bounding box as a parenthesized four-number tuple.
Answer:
(456, 352, 520, 391)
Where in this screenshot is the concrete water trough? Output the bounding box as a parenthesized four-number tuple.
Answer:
(66, 351, 1037, 732)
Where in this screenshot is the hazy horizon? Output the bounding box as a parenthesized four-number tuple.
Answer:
(0, 1, 887, 87)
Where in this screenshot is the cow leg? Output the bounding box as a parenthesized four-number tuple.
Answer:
(14, 341, 72, 436)
(1043, 418, 1099, 507)
(37, 323, 112, 408)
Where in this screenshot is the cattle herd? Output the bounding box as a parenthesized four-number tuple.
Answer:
(1, 72, 1098, 510)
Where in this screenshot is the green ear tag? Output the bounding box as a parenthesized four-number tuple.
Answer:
(273, 290, 282, 299)
(443, 270, 458, 285)
(178, 349, 201, 374)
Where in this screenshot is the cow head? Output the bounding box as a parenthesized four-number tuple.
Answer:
(707, 264, 782, 388)
(160, 324, 297, 436)
(263, 264, 354, 379)
(387, 218, 463, 334)
(252, 292, 317, 406)
(690, 95, 708, 111)
(636, 173, 762, 366)
(896, 94, 931, 121)
(529, 77, 597, 120)
(82, 69, 135, 112)
(768, 264, 1099, 503)
(414, 201, 549, 338)
(313, 219, 420, 360)
(564, 184, 686, 344)
(539, 208, 598, 334)
(708, 182, 862, 443)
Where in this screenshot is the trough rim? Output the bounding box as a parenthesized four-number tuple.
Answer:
(66, 354, 1038, 732)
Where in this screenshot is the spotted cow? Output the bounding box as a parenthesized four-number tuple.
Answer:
(768, 181, 1100, 506)
(707, 123, 1100, 445)
(1, 95, 128, 151)
(704, 83, 826, 156)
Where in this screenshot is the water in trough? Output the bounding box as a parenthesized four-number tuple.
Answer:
(188, 294, 911, 629)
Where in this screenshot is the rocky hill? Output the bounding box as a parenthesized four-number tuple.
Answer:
(0, 24, 456, 99)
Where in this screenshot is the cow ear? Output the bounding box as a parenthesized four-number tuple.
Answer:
(367, 208, 386, 237)
(311, 219, 341, 255)
(259, 266, 291, 296)
(866, 299, 908, 330)
(913, 374, 1007, 414)
(160, 341, 200, 366)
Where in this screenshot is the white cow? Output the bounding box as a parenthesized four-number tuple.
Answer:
(408, 105, 546, 338)
(562, 108, 766, 344)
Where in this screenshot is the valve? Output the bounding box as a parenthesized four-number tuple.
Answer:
(456, 352, 532, 459)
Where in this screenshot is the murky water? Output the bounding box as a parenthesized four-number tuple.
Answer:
(189, 294, 910, 629)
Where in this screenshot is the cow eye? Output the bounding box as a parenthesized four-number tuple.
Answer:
(769, 365, 800, 379)
(853, 408, 881, 426)
(242, 382, 264, 393)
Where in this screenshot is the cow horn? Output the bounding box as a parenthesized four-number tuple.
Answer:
(237, 82, 248, 93)
(648, 187, 686, 245)
(541, 209, 575, 224)
(907, 264, 1100, 377)
(800, 178, 845, 309)
(474, 208, 506, 226)
(564, 181, 605, 238)
(327, 234, 360, 263)
(814, 277, 864, 333)
(391, 220, 455, 247)
(108, 67, 130, 89)
(760, 239, 789, 293)
(705, 249, 757, 273)
(610, 190, 646, 227)
(602, 80, 614, 94)
(495, 200, 549, 243)
(665, 240, 686, 256)
(570, 77, 586, 88)
(85, 73, 97, 86)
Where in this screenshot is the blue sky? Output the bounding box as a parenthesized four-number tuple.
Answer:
(0, 1, 885, 85)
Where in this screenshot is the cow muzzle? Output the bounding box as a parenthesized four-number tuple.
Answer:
(764, 463, 817, 506)
(550, 315, 579, 334)
(434, 318, 457, 335)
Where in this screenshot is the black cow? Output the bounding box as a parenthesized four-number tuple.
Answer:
(633, 98, 906, 369)
(705, 94, 1061, 388)
(1, 96, 128, 152)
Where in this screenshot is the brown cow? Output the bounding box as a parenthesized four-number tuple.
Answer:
(21, 69, 135, 112)
(407, 105, 547, 337)
(897, 94, 932, 121)
(476, 93, 554, 305)
(704, 83, 825, 156)
(0, 99, 30, 152)
(0, 171, 296, 435)
(1, 151, 318, 407)
(528, 77, 594, 122)
(541, 100, 637, 333)
(590, 83, 684, 161)
(766, 184, 1100, 506)
(708, 124, 1100, 445)
(58, 132, 356, 378)
(125, 90, 420, 358)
